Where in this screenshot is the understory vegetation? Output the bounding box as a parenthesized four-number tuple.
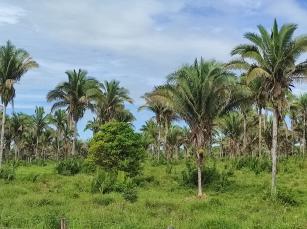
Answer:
(0, 157, 306, 228)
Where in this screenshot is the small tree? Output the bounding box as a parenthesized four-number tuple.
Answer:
(88, 121, 145, 177)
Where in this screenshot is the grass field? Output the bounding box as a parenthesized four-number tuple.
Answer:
(0, 157, 306, 229)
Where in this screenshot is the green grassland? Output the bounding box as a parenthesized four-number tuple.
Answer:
(0, 158, 306, 229)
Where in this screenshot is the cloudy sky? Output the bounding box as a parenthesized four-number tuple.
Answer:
(1, 0, 307, 139)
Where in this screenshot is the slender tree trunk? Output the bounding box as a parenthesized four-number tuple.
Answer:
(291, 118, 294, 155)
(71, 119, 77, 155)
(243, 114, 247, 154)
(271, 108, 278, 196)
(157, 124, 161, 161)
(258, 108, 262, 157)
(197, 151, 203, 197)
(35, 136, 39, 159)
(303, 115, 306, 159)
(0, 105, 6, 167)
(57, 134, 60, 160)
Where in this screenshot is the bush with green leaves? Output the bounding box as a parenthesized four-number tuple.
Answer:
(55, 159, 82, 176)
(0, 165, 16, 181)
(88, 121, 145, 177)
(180, 160, 233, 192)
(233, 156, 271, 174)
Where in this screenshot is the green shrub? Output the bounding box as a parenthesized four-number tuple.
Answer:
(81, 159, 96, 173)
(55, 159, 82, 176)
(122, 186, 138, 203)
(233, 156, 271, 174)
(0, 165, 15, 181)
(180, 160, 233, 192)
(88, 121, 145, 177)
(91, 169, 117, 194)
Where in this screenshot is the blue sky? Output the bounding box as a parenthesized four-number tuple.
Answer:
(0, 0, 307, 139)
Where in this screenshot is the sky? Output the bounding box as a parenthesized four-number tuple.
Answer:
(0, 0, 307, 139)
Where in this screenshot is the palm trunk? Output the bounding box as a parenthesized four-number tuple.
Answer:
(57, 134, 60, 160)
(71, 119, 77, 155)
(0, 104, 6, 167)
(197, 151, 203, 197)
(243, 114, 247, 153)
(303, 115, 306, 159)
(291, 118, 294, 155)
(35, 136, 39, 158)
(258, 108, 262, 157)
(271, 108, 278, 196)
(157, 124, 161, 161)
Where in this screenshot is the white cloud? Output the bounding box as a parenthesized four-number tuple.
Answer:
(0, 3, 25, 25)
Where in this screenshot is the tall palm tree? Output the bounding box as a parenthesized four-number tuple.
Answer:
(10, 113, 32, 160)
(0, 41, 38, 166)
(139, 94, 168, 161)
(96, 80, 133, 123)
(228, 20, 307, 195)
(32, 106, 49, 158)
(155, 59, 239, 197)
(47, 69, 101, 155)
(219, 112, 243, 157)
(293, 94, 307, 158)
(48, 109, 67, 159)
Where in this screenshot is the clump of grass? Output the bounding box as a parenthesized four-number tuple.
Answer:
(0, 165, 15, 181)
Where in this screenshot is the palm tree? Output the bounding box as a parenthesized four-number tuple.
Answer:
(139, 94, 168, 161)
(219, 112, 243, 157)
(293, 94, 307, 158)
(141, 119, 159, 157)
(47, 69, 101, 155)
(155, 59, 239, 197)
(0, 41, 38, 166)
(32, 106, 49, 158)
(48, 109, 67, 159)
(228, 20, 307, 195)
(96, 80, 133, 123)
(10, 113, 32, 160)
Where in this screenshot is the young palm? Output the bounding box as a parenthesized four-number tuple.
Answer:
(219, 112, 243, 156)
(156, 59, 239, 197)
(228, 20, 307, 195)
(47, 69, 101, 155)
(32, 106, 49, 158)
(0, 41, 38, 166)
(48, 109, 67, 159)
(293, 94, 307, 158)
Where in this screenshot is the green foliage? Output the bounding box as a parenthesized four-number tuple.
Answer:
(93, 195, 115, 206)
(89, 121, 145, 177)
(55, 159, 82, 176)
(122, 181, 138, 203)
(180, 160, 233, 192)
(263, 188, 299, 206)
(91, 169, 117, 194)
(0, 165, 15, 181)
(233, 156, 271, 174)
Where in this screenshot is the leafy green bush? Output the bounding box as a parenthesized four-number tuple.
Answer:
(0, 165, 16, 181)
(180, 160, 233, 192)
(55, 159, 82, 176)
(91, 169, 117, 194)
(88, 121, 145, 177)
(122, 185, 138, 203)
(233, 156, 271, 174)
(81, 159, 96, 173)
